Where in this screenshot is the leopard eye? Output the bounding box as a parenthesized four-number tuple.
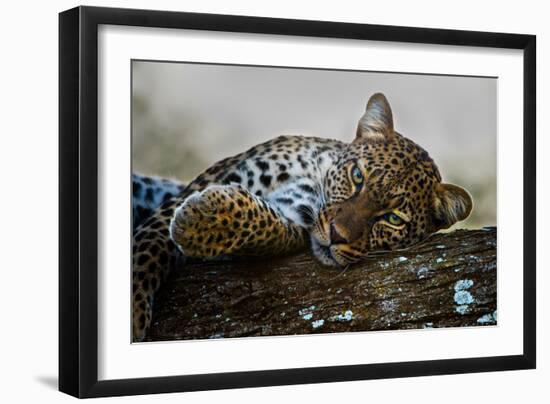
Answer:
(383, 212, 405, 227)
(351, 165, 363, 185)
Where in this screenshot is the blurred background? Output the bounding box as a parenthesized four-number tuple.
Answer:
(132, 61, 496, 229)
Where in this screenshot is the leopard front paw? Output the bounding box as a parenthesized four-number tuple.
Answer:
(169, 185, 257, 258)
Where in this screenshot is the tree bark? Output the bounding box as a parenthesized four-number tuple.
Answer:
(145, 227, 497, 341)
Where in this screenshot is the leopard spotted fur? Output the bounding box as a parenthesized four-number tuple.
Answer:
(132, 93, 473, 341)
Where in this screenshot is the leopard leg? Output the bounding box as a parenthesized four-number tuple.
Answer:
(133, 183, 308, 341)
(170, 184, 308, 258)
(132, 191, 192, 342)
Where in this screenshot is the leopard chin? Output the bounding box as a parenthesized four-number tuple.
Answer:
(310, 237, 362, 267)
(310, 237, 338, 266)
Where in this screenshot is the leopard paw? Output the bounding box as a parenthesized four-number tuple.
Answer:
(169, 185, 262, 258)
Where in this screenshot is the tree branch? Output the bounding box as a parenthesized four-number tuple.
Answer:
(145, 227, 497, 341)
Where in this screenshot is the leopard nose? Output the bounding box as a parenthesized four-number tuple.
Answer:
(330, 223, 348, 245)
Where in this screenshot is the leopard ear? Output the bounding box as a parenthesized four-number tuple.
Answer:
(354, 93, 395, 143)
(433, 183, 473, 230)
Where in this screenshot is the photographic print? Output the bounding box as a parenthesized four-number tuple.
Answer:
(59, 8, 535, 396)
(131, 61, 497, 343)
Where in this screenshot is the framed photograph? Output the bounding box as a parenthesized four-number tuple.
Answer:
(59, 6, 536, 398)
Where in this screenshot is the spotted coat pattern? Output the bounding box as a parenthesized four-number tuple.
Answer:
(132, 174, 185, 229)
(132, 93, 473, 341)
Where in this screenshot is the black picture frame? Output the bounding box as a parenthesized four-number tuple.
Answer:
(59, 5, 536, 398)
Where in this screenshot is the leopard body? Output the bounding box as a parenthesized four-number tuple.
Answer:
(132, 93, 473, 341)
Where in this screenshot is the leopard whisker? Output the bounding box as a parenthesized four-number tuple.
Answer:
(328, 264, 350, 281)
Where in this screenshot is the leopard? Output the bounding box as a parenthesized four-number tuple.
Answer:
(132, 93, 473, 342)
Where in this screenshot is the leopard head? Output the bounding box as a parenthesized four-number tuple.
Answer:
(311, 93, 473, 266)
